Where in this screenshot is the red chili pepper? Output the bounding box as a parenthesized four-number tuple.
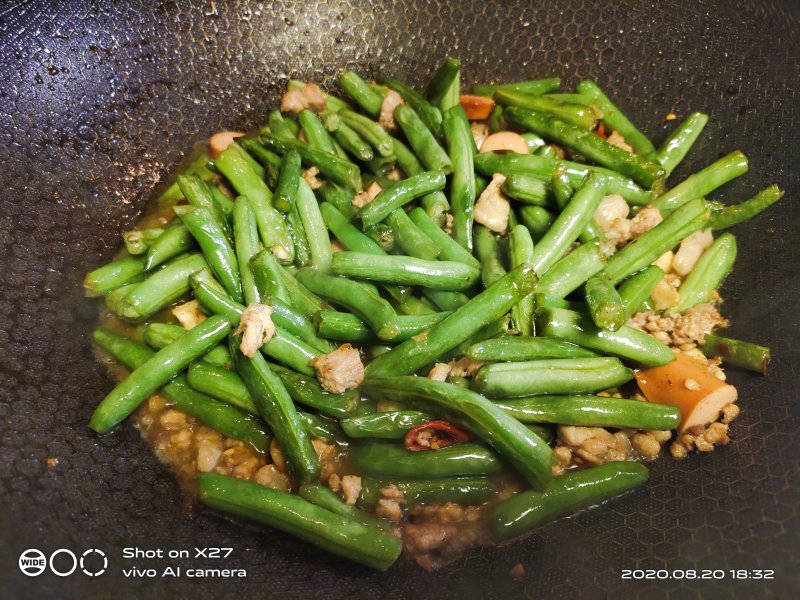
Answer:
(594, 121, 608, 139)
(404, 420, 471, 452)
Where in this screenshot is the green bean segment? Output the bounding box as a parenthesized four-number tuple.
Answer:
(494, 395, 680, 430)
(199, 473, 401, 570)
(466, 336, 597, 362)
(490, 461, 649, 541)
(474, 357, 634, 398)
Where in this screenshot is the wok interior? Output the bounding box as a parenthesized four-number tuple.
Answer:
(0, 0, 797, 596)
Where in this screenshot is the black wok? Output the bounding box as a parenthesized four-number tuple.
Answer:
(0, 1, 798, 597)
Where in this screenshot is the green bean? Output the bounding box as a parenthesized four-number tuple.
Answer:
(552, 168, 605, 244)
(260, 133, 362, 190)
(336, 109, 393, 157)
(186, 361, 258, 414)
(575, 80, 656, 157)
(329, 119, 374, 162)
(141, 323, 232, 368)
(508, 225, 535, 335)
(294, 178, 332, 270)
(584, 275, 626, 331)
(535, 306, 675, 367)
(237, 138, 281, 188)
(274, 264, 326, 319)
(296, 268, 400, 340)
(517, 205, 555, 242)
(376, 75, 443, 138)
(340, 410, 432, 439)
(651, 151, 749, 215)
(297, 484, 390, 531)
(393, 294, 437, 316)
(529, 172, 605, 276)
(93, 329, 268, 453)
(175, 206, 243, 303)
(298, 411, 348, 445)
(359, 476, 496, 510)
(364, 222, 395, 251)
(177, 174, 231, 237)
(654, 112, 709, 175)
(123, 228, 164, 256)
(474, 225, 508, 288)
(286, 204, 311, 267)
(537, 239, 606, 299)
(249, 188, 295, 266)
(114, 253, 207, 321)
(521, 132, 546, 152)
(420, 190, 450, 226)
(501, 173, 550, 206)
(297, 109, 337, 154)
(425, 57, 461, 110)
(158, 151, 216, 203)
(601, 198, 709, 285)
(701, 334, 770, 375)
(536, 145, 558, 159)
(356, 171, 446, 229)
(199, 473, 401, 570)
(488, 104, 504, 133)
(249, 250, 289, 303)
(268, 109, 298, 139)
(408, 207, 480, 269)
(672, 233, 737, 313)
(89, 315, 231, 432)
(474, 150, 652, 205)
(505, 108, 664, 190)
(385, 209, 440, 261)
(273, 149, 302, 212)
(365, 265, 537, 378)
(214, 145, 272, 209)
(490, 461, 649, 541)
(443, 105, 477, 249)
(445, 315, 513, 361)
(473, 77, 561, 97)
(362, 377, 553, 489)
(230, 334, 319, 482)
(708, 184, 784, 230)
(389, 136, 423, 180)
(267, 362, 358, 419)
(315, 310, 451, 344)
(208, 184, 235, 220)
(331, 251, 479, 291)
(466, 336, 597, 362)
(189, 276, 320, 374)
(353, 441, 505, 479)
(339, 71, 383, 117)
(84, 256, 148, 297)
(394, 104, 452, 174)
(232, 197, 263, 305)
(321, 201, 384, 254)
(473, 357, 634, 398)
(494, 90, 598, 129)
(617, 265, 664, 321)
(534, 293, 587, 313)
(144, 225, 196, 271)
(495, 395, 680, 430)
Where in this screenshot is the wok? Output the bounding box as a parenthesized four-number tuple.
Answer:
(0, 1, 797, 597)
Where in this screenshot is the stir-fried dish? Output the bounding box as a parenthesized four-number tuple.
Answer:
(85, 58, 780, 571)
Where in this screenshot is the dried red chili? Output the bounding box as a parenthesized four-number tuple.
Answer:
(404, 420, 471, 452)
(594, 121, 608, 139)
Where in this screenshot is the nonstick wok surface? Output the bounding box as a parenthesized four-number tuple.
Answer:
(0, 1, 798, 598)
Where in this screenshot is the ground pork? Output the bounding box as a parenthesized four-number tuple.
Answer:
(607, 130, 634, 153)
(172, 300, 207, 329)
(235, 304, 275, 358)
(379, 90, 404, 131)
(280, 83, 327, 115)
(352, 181, 382, 208)
(473, 174, 510, 233)
(309, 343, 364, 394)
